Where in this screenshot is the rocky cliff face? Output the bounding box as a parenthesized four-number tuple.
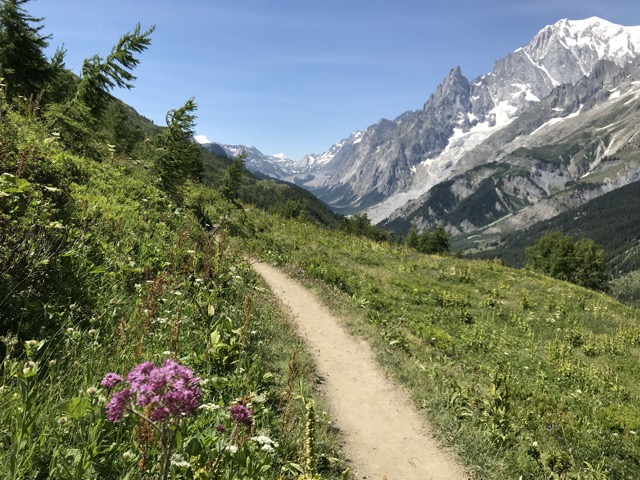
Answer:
(290, 17, 640, 229)
(381, 56, 640, 236)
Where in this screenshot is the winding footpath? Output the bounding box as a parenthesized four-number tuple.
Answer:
(252, 262, 470, 480)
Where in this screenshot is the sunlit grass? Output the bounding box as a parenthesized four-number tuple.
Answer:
(244, 212, 640, 479)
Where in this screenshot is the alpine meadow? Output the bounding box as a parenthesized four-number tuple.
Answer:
(2, 1, 640, 480)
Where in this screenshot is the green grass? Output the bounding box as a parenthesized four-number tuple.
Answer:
(243, 213, 640, 479)
(0, 106, 347, 479)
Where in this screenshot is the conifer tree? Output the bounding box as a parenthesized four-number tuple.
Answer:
(0, 0, 51, 100)
(525, 230, 608, 291)
(75, 23, 155, 117)
(412, 224, 450, 254)
(105, 101, 143, 155)
(430, 224, 450, 254)
(46, 23, 154, 155)
(221, 152, 246, 202)
(417, 229, 433, 253)
(157, 98, 202, 201)
(406, 223, 419, 248)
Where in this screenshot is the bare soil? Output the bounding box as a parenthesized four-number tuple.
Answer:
(252, 261, 470, 480)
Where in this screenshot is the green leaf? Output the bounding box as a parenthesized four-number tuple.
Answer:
(210, 329, 221, 347)
(65, 397, 93, 419)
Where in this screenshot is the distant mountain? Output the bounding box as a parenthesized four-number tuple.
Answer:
(285, 17, 640, 232)
(200, 142, 305, 179)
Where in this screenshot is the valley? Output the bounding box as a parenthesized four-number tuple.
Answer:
(3, 3, 640, 479)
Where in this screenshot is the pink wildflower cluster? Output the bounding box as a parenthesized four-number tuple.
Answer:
(230, 404, 253, 426)
(102, 359, 202, 423)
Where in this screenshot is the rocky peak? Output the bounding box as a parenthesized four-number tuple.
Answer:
(423, 67, 472, 120)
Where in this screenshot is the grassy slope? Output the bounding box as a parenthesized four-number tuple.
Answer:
(243, 211, 640, 480)
(0, 110, 346, 478)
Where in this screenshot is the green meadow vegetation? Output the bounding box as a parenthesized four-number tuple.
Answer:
(244, 214, 640, 479)
(3, 1, 640, 479)
(0, 94, 348, 479)
(0, 2, 346, 478)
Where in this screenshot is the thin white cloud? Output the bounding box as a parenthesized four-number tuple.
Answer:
(194, 134, 211, 144)
(272, 153, 288, 160)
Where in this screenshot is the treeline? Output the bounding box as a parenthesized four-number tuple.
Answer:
(339, 213, 395, 242)
(406, 223, 450, 254)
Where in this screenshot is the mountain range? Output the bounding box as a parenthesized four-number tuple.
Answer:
(204, 17, 640, 240)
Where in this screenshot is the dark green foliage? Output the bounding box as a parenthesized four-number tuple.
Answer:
(406, 223, 450, 254)
(340, 212, 393, 242)
(421, 224, 450, 254)
(236, 172, 342, 228)
(42, 45, 76, 105)
(0, 0, 51, 100)
(0, 109, 87, 336)
(406, 223, 419, 248)
(45, 23, 154, 155)
(156, 98, 202, 201)
(525, 230, 608, 291)
(220, 151, 245, 202)
(75, 23, 155, 116)
(104, 101, 143, 154)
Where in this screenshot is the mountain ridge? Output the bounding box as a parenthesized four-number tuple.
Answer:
(201, 17, 640, 241)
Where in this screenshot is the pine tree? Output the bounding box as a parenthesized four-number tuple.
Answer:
(75, 23, 155, 117)
(46, 23, 154, 155)
(221, 152, 246, 202)
(525, 230, 608, 291)
(417, 229, 433, 253)
(406, 223, 419, 248)
(157, 98, 202, 201)
(413, 224, 450, 254)
(105, 101, 143, 155)
(0, 0, 52, 100)
(430, 224, 450, 254)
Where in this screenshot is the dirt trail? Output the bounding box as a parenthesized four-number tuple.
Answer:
(252, 262, 469, 480)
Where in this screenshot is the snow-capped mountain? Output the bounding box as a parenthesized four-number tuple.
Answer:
(289, 17, 640, 229)
(201, 142, 305, 178)
(381, 57, 640, 235)
(201, 133, 368, 185)
(299, 131, 364, 170)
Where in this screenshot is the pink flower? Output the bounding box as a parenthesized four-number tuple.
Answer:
(230, 404, 253, 426)
(102, 359, 201, 423)
(105, 389, 132, 422)
(100, 372, 123, 390)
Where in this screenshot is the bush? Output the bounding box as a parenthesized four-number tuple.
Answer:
(525, 230, 608, 291)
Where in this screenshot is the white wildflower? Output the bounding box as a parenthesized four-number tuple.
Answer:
(199, 403, 221, 412)
(252, 435, 278, 450)
(170, 453, 190, 468)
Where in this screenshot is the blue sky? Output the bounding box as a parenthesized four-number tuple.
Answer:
(30, 0, 640, 160)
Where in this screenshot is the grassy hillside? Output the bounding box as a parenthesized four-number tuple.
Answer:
(4, 5, 640, 478)
(243, 211, 640, 479)
(0, 95, 346, 480)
